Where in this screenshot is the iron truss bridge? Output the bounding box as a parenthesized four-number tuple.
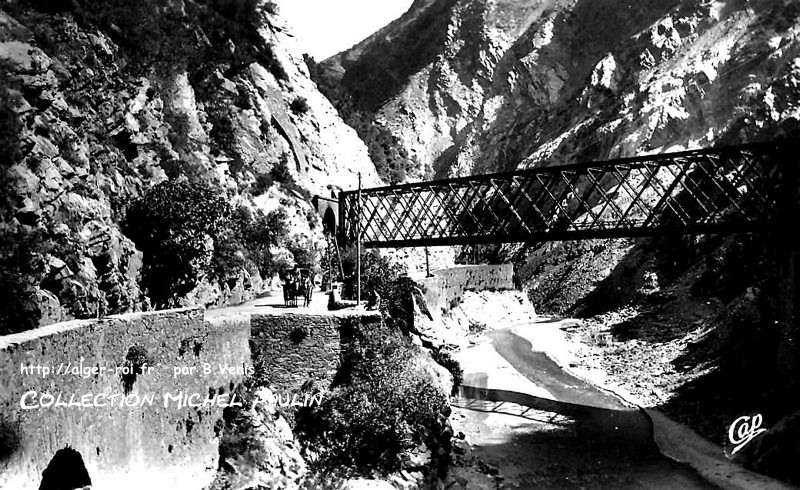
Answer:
(338, 140, 797, 248)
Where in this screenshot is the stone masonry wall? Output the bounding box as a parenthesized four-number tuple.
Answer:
(0, 308, 252, 490)
(250, 311, 382, 391)
(417, 264, 514, 318)
(0, 307, 377, 489)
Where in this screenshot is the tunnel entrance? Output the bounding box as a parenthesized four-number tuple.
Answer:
(312, 195, 339, 236)
(323, 207, 336, 235)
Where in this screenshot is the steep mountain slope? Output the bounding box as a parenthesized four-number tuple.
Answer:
(318, 0, 800, 184)
(319, 1, 800, 482)
(0, 0, 380, 330)
(318, 0, 800, 322)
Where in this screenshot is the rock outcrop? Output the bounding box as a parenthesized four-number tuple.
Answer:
(318, 0, 800, 184)
(0, 0, 380, 331)
(209, 387, 308, 489)
(318, 0, 800, 391)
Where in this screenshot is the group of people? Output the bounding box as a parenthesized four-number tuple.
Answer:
(283, 269, 314, 308)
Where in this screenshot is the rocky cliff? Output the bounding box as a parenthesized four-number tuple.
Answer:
(0, 0, 380, 331)
(319, 4, 800, 481)
(317, 0, 800, 320)
(318, 0, 800, 361)
(318, 0, 800, 184)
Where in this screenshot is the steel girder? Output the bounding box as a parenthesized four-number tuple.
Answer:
(339, 140, 797, 248)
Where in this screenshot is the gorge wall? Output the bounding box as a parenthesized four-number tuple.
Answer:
(319, 0, 800, 184)
(0, 0, 381, 333)
(317, 2, 800, 437)
(317, 0, 800, 319)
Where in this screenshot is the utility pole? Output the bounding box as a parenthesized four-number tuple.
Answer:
(328, 234, 333, 291)
(425, 246, 431, 277)
(356, 172, 362, 306)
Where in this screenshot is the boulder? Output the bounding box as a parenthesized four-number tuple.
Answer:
(34, 287, 63, 326)
(209, 387, 307, 489)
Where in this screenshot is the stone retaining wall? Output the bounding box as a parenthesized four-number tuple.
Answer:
(250, 312, 381, 391)
(417, 264, 514, 318)
(0, 306, 379, 489)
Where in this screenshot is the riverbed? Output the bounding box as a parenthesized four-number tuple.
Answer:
(445, 323, 714, 489)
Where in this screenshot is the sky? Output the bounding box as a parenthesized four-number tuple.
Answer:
(276, 0, 414, 60)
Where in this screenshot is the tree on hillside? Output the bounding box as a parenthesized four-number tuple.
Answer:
(124, 180, 296, 308)
(123, 180, 230, 307)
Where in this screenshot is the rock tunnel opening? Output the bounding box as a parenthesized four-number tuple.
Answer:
(323, 207, 336, 235)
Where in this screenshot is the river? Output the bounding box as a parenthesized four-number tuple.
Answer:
(447, 326, 714, 489)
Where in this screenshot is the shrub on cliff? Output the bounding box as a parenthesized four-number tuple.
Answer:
(431, 349, 463, 396)
(0, 228, 44, 334)
(211, 205, 290, 283)
(295, 326, 449, 473)
(124, 180, 296, 307)
(290, 96, 311, 116)
(263, 1, 279, 15)
(364, 125, 417, 184)
(0, 83, 22, 167)
(270, 154, 294, 184)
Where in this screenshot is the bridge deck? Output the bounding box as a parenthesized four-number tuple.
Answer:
(339, 141, 795, 248)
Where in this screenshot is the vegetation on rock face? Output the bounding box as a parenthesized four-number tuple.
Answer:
(359, 123, 419, 184)
(339, 247, 414, 326)
(0, 81, 22, 168)
(123, 180, 229, 306)
(270, 154, 295, 185)
(295, 325, 450, 474)
(123, 180, 292, 308)
(290, 96, 311, 116)
(0, 228, 51, 334)
(431, 349, 463, 396)
(0, 0, 376, 329)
